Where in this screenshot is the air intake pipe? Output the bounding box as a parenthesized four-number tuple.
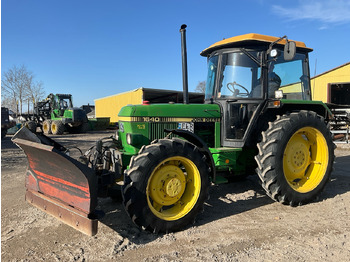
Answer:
(180, 24, 189, 104)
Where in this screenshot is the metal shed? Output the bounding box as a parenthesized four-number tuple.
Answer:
(94, 88, 204, 124)
(311, 62, 350, 105)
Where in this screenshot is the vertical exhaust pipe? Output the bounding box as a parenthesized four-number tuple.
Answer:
(180, 24, 189, 104)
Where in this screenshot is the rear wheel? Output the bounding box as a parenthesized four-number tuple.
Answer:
(42, 120, 52, 134)
(122, 138, 210, 233)
(255, 111, 334, 206)
(51, 120, 65, 135)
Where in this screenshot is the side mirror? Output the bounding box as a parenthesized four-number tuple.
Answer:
(284, 41, 296, 61)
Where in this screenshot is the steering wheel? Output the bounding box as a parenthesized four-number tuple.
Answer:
(227, 82, 250, 97)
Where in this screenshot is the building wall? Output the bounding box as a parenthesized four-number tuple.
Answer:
(95, 88, 143, 123)
(311, 63, 350, 102)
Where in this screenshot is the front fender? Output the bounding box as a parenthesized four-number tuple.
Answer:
(165, 129, 216, 182)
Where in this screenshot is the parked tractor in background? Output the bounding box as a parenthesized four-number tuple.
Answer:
(1, 107, 15, 139)
(23, 93, 88, 135)
(13, 25, 335, 236)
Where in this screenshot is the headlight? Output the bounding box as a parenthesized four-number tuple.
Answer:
(270, 49, 279, 58)
(126, 133, 143, 146)
(126, 133, 132, 145)
(275, 90, 283, 99)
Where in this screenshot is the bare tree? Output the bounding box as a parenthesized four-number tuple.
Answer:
(1, 65, 30, 114)
(1, 96, 17, 113)
(1, 65, 45, 114)
(27, 80, 45, 112)
(194, 81, 206, 93)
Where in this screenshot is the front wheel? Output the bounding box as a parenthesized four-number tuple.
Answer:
(122, 138, 210, 233)
(255, 111, 334, 206)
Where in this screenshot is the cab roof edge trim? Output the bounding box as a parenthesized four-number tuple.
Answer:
(200, 33, 313, 57)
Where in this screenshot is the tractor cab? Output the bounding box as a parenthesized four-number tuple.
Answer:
(55, 94, 73, 110)
(201, 33, 313, 147)
(47, 93, 74, 118)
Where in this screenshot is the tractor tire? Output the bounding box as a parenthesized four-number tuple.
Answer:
(255, 110, 335, 206)
(51, 120, 65, 135)
(25, 121, 37, 133)
(122, 138, 210, 233)
(42, 120, 52, 134)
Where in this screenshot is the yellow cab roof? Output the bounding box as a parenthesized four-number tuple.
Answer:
(200, 33, 312, 56)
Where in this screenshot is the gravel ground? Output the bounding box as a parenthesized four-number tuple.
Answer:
(1, 130, 350, 261)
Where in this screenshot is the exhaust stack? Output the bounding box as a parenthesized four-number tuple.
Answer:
(180, 24, 189, 104)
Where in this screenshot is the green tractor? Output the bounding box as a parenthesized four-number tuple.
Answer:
(13, 25, 334, 235)
(35, 93, 88, 135)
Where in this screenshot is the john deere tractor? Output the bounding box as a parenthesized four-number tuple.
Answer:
(40, 93, 88, 135)
(13, 25, 334, 235)
(23, 93, 89, 135)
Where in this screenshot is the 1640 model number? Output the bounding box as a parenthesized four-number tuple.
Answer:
(142, 117, 160, 122)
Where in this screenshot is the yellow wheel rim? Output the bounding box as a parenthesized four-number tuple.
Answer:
(51, 123, 57, 133)
(283, 127, 329, 193)
(146, 156, 201, 221)
(43, 123, 49, 132)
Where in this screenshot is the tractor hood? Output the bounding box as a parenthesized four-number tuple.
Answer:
(118, 103, 221, 120)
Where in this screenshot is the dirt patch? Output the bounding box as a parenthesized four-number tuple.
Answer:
(2, 131, 350, 261)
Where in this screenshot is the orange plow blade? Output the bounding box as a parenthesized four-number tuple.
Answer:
(12, 127, 98, 236)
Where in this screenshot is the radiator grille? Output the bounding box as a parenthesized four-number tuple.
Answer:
(149, 122, 178, 141)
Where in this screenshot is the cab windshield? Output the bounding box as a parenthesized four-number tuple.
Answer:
(54, 96, 73, 109)
(218, 51, 261, 99)
(205, 51, 262, 100)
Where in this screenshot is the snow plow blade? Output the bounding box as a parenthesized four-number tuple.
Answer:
(12, 127, 98, 236)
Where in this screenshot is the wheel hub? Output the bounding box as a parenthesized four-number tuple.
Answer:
(289, 142, 310, 172)
(293, 150, 306, 167)
(149, 164, 186, 206)
(165, 177, 182, 197)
